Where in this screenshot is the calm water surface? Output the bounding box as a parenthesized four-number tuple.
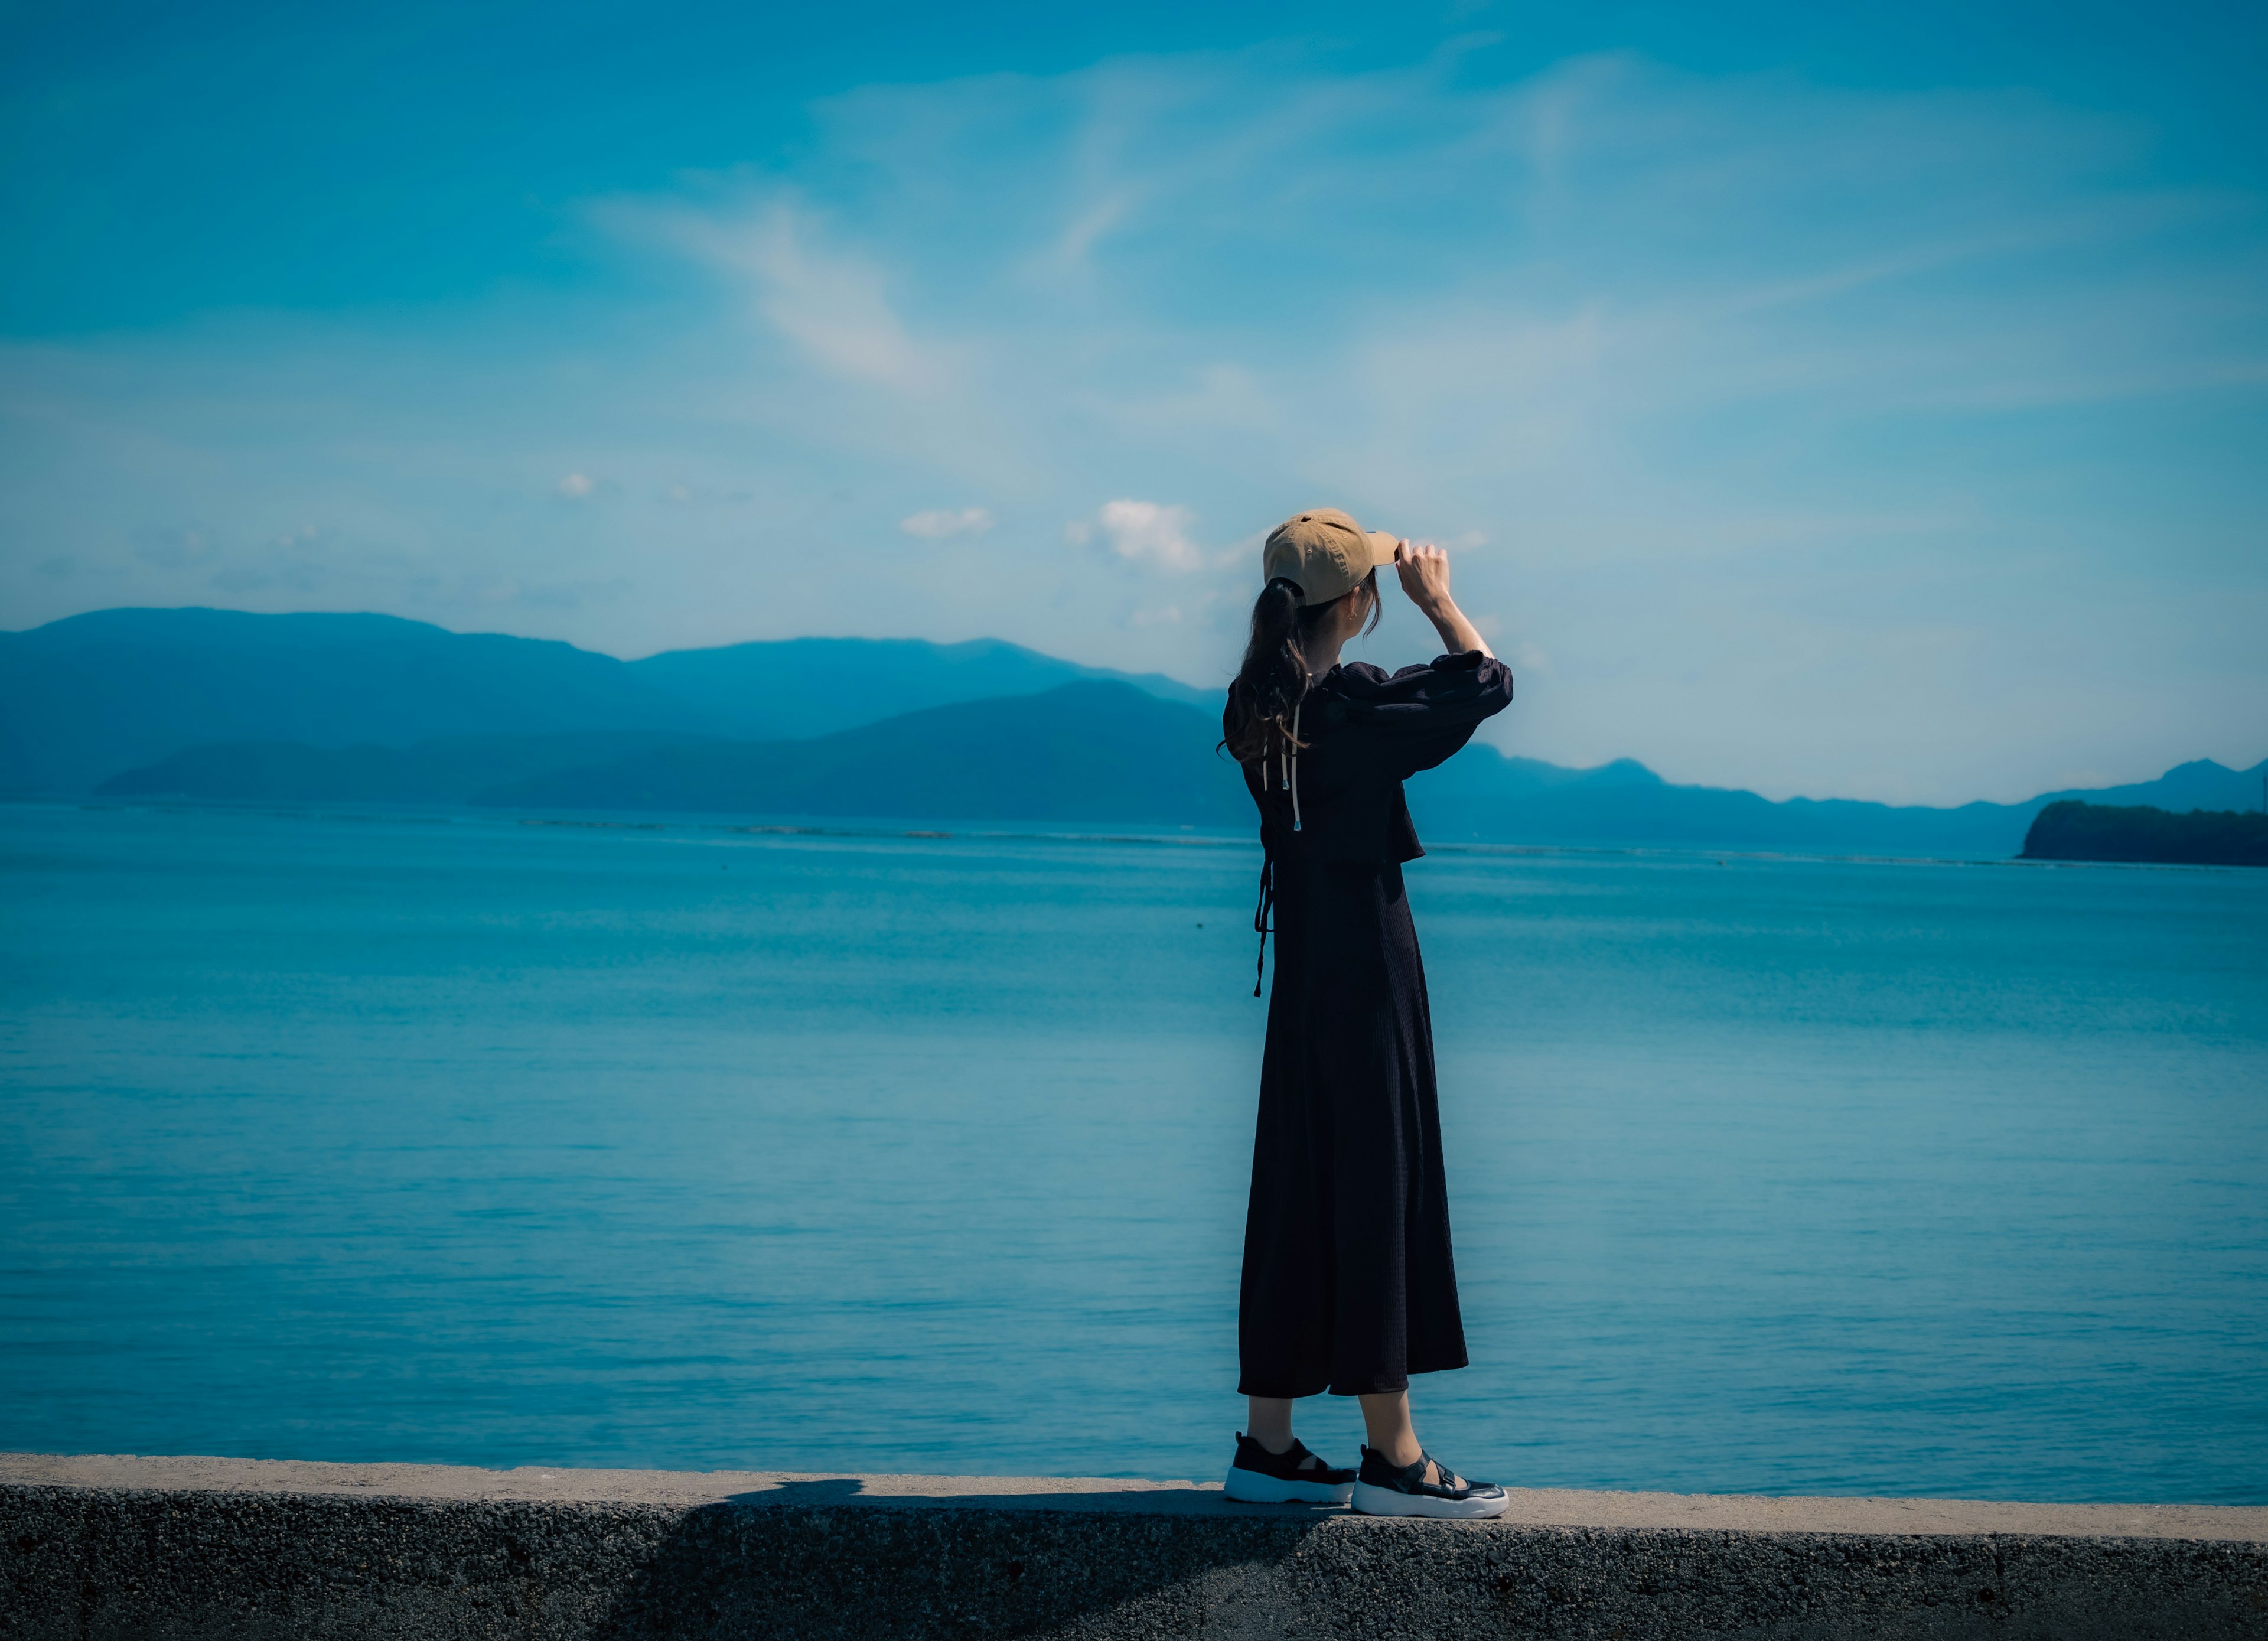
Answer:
(1, 803, 2262, 1501)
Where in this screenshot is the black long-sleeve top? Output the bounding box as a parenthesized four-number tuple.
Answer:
(1234, 650, 1515, 863)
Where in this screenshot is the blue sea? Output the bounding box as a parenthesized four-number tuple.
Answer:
(2, 802, 2263, 1503)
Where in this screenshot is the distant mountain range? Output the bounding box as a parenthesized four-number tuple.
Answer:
(488, 685, 1244, 825)
(0, 607, 1210, 796)
(100, 685, 1243, 826)
(1410, 745, 2267, 857)
(11, 607, 2264, 857)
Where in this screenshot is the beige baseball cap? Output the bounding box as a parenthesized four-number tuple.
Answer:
(1262, 507, 1399, 605)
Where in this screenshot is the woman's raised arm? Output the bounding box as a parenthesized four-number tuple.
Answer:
(1392, 541, 1493, 659)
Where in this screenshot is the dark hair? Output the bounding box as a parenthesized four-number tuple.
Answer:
(1220, 571, 1379, 764)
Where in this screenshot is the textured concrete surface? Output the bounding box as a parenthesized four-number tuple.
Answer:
(5, 1453, 2265, 1639)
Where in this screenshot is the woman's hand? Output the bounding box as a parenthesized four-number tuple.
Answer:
(1393, 540, 1454, 614)
(1393, 540, 1493, 659)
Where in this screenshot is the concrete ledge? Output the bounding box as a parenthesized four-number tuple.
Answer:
(5, 1454, 2264, 1639)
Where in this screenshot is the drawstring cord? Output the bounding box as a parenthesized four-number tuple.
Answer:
(1252, 851, 1273, 997)
(1289, 698, 1303, 832)
(1268, 704, 1306, 831)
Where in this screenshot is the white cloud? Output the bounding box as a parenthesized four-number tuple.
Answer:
(557, 473, 594, 499)
(1088, 499, 1204, 571)
(900, 506, 994, 539)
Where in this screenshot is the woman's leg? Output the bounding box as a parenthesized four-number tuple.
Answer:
(1358, 1391, 1423, 1467)
(1246, 1396, 1296, 1453)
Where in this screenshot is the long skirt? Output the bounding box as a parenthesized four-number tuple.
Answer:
(1237, 852, 1469, 1398)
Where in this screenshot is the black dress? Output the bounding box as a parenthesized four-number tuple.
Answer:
(1232, 650, 1515, 1399)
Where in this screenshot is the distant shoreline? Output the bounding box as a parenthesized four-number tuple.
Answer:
(14, 795, 2266, 872)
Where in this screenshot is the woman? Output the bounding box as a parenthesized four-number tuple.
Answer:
(1218, 507, 1515, 1519)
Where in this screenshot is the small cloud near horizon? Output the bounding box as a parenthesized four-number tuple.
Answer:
(556, 473, 595, 499)
(899, 507, 994, 539)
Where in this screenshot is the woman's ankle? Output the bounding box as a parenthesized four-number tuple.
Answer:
(1246, 1396, 1296, 1454)
(1356, 1389, 1421, 1467)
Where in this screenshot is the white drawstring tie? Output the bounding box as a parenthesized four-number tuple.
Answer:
(1269, 701, 1306, 828)
(1289, 698, 1303, 832)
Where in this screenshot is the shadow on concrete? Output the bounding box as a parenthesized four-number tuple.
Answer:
(598, 1482, 1328, 1640)
(725, 1478, 869, 1509)
(717, 1477, 1346, 1518)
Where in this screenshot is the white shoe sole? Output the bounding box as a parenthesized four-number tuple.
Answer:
(1223, 1465, 1355, 1505)
(1350, 1479, 1511, 1519)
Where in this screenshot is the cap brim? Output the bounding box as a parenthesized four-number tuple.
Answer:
(1362, 529, 1401, 566)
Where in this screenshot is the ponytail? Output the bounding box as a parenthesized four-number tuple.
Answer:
(1220, 571, 1378, 764)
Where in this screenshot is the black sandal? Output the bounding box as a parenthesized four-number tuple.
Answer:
(1349, 1446, 1509, 1518)
(1223, 1432, 1356, 1504)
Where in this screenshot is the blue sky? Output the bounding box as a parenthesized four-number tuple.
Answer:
(2, 1, 2263, 803)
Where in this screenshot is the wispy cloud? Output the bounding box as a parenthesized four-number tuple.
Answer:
(900, 506, 993, 538)
(633, 196, 957, 393)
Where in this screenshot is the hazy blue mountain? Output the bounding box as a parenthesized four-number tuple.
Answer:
(479, 682, 1248, 825)
(96, 732, 724, 805)
(1416, 746, 2267, 857)
(28, 606, 2263, 854)
(0, 607, 1214, 795)
(89, 682, 2260, 862)
(625, 635, 1214, 739)
(1, 609, 687, 796)
(2032, 758, 2267, 814)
